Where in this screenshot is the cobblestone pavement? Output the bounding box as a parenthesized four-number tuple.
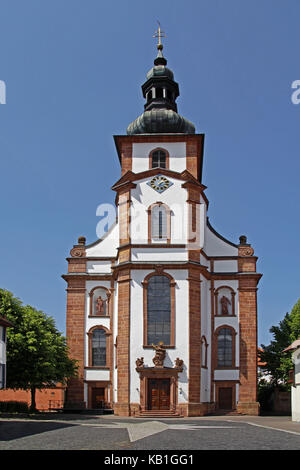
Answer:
(0, 414, 299, 451)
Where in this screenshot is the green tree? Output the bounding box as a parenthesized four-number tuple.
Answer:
(260, 299, 300, 388)
(0, 289, 78, 412)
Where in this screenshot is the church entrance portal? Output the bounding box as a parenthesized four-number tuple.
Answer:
(92, 387, 105, 409)
(148, 378, 170, 410)
(218, 387, 233, 410)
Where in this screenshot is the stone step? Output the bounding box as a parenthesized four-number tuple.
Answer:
(137, 410, 182, 418)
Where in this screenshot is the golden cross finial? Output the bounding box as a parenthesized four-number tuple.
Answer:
(153, 21, 166, 48)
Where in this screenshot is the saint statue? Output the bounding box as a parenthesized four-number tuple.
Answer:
(152, 341, 166, 367)
(220, 295, 231, 315)
(95, 296, 106, 315)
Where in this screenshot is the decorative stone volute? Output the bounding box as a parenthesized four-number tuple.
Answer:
(70, 236, 86, 257)
(238, 235, 254, 257)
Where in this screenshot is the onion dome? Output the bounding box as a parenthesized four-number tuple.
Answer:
(127, 44, 195, 135)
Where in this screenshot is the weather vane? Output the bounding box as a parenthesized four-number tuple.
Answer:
(153, 21, 167, 48)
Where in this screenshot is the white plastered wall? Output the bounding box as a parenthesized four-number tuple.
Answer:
(84, 280, 112, 404)
(0, 327, 5, 364)
(200, 275, 211, 403)
(86, 223, 119, 258)
(129, 269, 189, 405)
(292, 348, 300, 422)
(131, 176, 189, 245)
(132, 142, 186, 173)
(213, 279, 240, 402)
(204, 225, 238, 257)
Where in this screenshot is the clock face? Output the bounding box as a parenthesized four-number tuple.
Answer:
(147, 175, 173, 193)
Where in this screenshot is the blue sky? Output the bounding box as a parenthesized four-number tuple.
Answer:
(0, 0, 299, 346)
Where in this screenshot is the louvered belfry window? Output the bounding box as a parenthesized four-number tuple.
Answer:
(151, 205, 167, 239)
(151, 150, 167, 168)
(147, 275, 171, 345)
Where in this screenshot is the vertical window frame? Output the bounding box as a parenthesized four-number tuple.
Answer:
(147, 202, 171, 244)
(142, 272, 176, 348)
(215, 325, 236, 369)
(149, 148, 170, 170)
(87, 326, 112, 369)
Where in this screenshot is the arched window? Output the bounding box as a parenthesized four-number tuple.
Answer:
(143, 272, 176, 347)
(92, 329, 106, 366)
(151, 149, 167, 169)
(148, 203, 171, 243)
(147, 275, 171, 345)
(152, 205, 167, 239)
(217, 328, 233, 368)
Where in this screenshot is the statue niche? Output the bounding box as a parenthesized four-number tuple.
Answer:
(91, 288, 108, 316)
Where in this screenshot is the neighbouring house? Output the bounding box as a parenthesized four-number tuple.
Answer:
(0, 384, 66, 411)
(283, 339, 300, 422)
(0, 314, 65, 410)
(257, 347, 273, 384)
(0, 315, 13, 389)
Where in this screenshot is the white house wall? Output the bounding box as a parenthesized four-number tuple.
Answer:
(0, 327, 5, 364)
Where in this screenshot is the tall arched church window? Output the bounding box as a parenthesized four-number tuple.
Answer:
(91, 329, 107, 367)
(148, 203, 171, 243)
(143, 272, 176, 347)
(152, 205, 167, 239)
(147, 275, 171, 345)
(217, 327, 234, 368)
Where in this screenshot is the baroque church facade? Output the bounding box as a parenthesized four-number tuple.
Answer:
(63, 40, 262, 417)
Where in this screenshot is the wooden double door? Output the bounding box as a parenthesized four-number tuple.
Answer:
(218, 387, 233, 410)
(148, 378, 170, 410)
(92, 387, 105, 409)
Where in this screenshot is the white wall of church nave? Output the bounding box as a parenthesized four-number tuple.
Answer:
(132, 142, 186, 173)
(129, 269, 189, 404)
(131, 247, 188, 262)
(204, 224, 238, 257)
(200, 276, 211, 402)
(214, 369, 239, 382)
(84, 280, 112, 369)
(86, 260, 113, 273)
(86, 223, 119, 258)
(213, 260, 238, 273)
(213, 279, 239, 367)
(130, 177, 189, 244)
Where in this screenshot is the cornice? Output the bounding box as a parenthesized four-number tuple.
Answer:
(113, 133, 205, 163)
(111, 167, 206, 192)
